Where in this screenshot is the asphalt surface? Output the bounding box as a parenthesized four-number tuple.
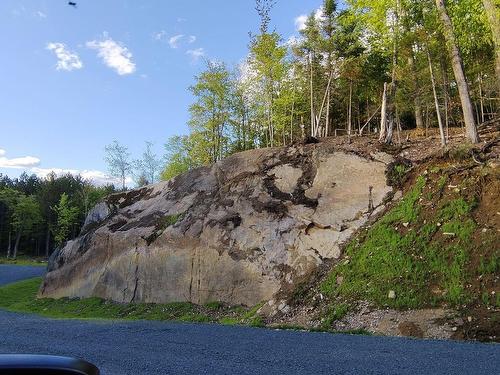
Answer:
(0, 264, 46, 285)
(1, 265, 499, 375)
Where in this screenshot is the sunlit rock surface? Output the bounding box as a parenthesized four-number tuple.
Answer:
(40, 143, 394, 308)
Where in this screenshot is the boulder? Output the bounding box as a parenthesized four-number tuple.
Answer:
(39, 143, 394, 309)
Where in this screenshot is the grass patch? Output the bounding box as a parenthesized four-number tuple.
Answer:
(0, 278, 271, 330)
(0, 256, 47, 266)
(162, 214, 183, 228)
(0, 278, 240, 323)
(321, 303, 350, 329)
(479, 253, 500, 275)
(320, 175, 479, 309)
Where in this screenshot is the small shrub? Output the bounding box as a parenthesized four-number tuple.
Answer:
(321, 303, 350, 329)
(386, 159, 413, 188)
(205, 301, 223, 310)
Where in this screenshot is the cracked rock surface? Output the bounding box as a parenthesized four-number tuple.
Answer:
(40, 143, 394, 309)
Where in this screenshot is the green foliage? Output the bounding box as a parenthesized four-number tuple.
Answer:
(188, 60, 233, 164)
(204, 301, 223, 310)
(478, 253, 500, 275)
(51, 193, 80, 246)
(0, 172, 114, 259)
(12, 195, 42, 235)
(161, 214, 183, 228)
(161, 135, 196, 181)
(321, 303, 350, 329)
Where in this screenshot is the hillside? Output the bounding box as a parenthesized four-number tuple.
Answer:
(38, 125, 499, 341)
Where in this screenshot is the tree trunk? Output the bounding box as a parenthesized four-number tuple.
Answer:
(315, 71, 334, 138)
(310, 53, 315, 137)
(408, 53, 424, 129)
(326, 86, 330, 137)
(13, 231, 21, 259)
(381, 0, 400, 144)
(290, 94, 295, 144)
(482, 0, 500, 92)
(435, 0, 479, 143)
(348, 80, 353, 137)
(45, 226, 50, 258)
(440, 54, 450, 140)
(427, 47, 447, 146)
(478, 73, 485, 123)
(7, 230, 11, 258)
(379, 83, 388, 141)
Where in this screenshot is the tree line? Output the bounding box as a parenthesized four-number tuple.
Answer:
(161, 0, 499, 178)
(0, 173, 114, 259)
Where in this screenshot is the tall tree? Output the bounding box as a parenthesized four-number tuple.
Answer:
(104, 141, 132, 190)
(434, 0, 479, 142)
(0, 188, 20, 257)
(51, 193, 80, 247)
(481, 0, 500, 91)
(161, 135, 195, 181)
(11, 195, 42, 259)
(189, 61, 232, 164)
(134, 141, 162, 185)
(249, 0, 288, 146)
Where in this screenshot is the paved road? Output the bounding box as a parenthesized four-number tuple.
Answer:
(0, 264, 45, 285)
(0, 266, 498, 375)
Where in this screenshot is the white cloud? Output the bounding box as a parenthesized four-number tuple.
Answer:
(46, 42, 83, 71)
(31, 167, 133, 187)
(188, 35, 196, 44)
(153, 30, 166, 41)
(0, 149, 40, 169)
(86, 36, 136, 75)
(186, 48, 205, 62)
(294, 8, 324, 31)
(294, 15, 308, 31)
(168, 34, 184, 49)
(35, 11, 47, 19)
(0, 148, 132, 186)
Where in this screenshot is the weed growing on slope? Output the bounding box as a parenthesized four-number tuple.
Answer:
(321, 303, 350, 329)
(320, 173, 481, 310)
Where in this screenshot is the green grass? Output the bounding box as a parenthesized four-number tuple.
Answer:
(162, 214, 183, 227)
(0, 277, 225, 323)
(320, 175, 479, 310)
(0, 277, 275, 329)
(479, 253, 500, 275)
(321, 303, 350, 329)
(0, 256, 47, 266)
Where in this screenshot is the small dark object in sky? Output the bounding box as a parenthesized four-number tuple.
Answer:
(68, 1, 77, 7)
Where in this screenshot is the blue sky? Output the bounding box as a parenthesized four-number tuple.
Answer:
(0, 0, 323, 185)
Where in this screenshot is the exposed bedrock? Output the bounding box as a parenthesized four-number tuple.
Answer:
(39, 143, 395, 308)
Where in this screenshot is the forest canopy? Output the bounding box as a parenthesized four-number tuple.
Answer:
(161, 0, 499, 175)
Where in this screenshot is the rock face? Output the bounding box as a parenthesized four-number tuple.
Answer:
(39, 143, 394, 308)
